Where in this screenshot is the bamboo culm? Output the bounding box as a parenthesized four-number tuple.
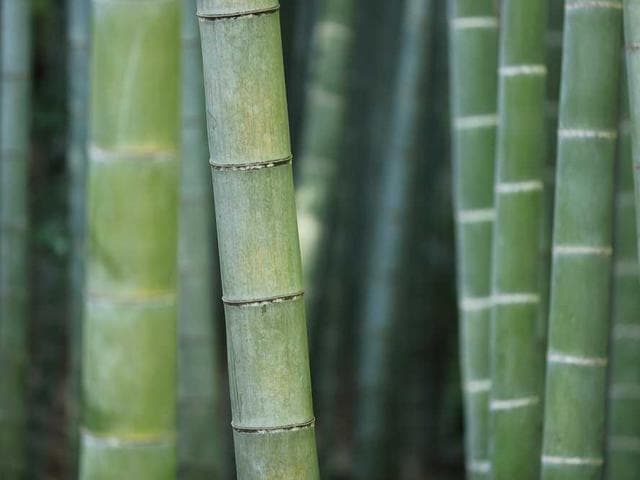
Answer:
(177, 0, 220, 477)
(353, 0, 433, 477)
(605, 67, 640, 480)
(0, 0, 31, 477)
(197, 1, 320, 477)
(448, 1, 498, 478)
(66, 0, 90, 471)
(542, 2, 622, 479)
(490, 1, 547, 477)
(79, 0, 180, 478)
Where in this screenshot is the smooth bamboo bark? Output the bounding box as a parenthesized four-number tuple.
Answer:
(605, 70, 640, 480)
(197, 1, 319, 477)
(0, 0, 31, 477)
(490, 1, 547, 478)
(353, 1, 433, 478)
(448, 1, 498, 478)
(178, 0, 220, 477)
(66, 0, 90, 471)
(79, 1, 180, 478)
(541, 2, 622, 479)
(295, 0, 355, 325)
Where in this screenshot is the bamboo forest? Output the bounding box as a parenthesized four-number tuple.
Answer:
(4, 0, 640, 479)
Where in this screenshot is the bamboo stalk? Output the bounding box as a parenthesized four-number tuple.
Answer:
(605, 67, 640, 480)
(79, 0, 180, 477)
(0, 0, 31, 477)
(66, 0, 90, 471)
(541, 2, 622, 479)
(353, 1, 433, 477)
(490, 1, 547, 478)
(196, 1, 320, 477)
(177, 0, 220, 477)
(447, 1, 498, 477)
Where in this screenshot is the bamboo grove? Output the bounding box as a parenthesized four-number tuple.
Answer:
(4, 0, 640, 478)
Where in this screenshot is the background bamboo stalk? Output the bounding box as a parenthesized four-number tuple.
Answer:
(66, 0, 90, 472)
(353, 0, 433, 477)
(490, 1, 547, 477)
(197, 1, 320, 477)
(447, 1, 498, 477)
(178, 0, 220, 477)
(80, 0, 180, 477)
(0, 0, 31, 477)
(542, 2, 622, 479)
(605, 68, 640, 480)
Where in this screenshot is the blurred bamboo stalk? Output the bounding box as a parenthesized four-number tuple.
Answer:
(605, 67, 640, 480)
(197, 1, 320, 476)
(542, 2, 622, 479)
(0, 0, 31, 477)
(447, 1, 498, 477)
(80, 0, 180, 477)
(177, 0, 220, 477)
(353, 0, 433, 477)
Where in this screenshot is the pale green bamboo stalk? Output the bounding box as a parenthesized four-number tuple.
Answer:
(0, 0, 31, 477)
(605, 67, 640, 480)
(541, 2, 622, 479)
(447, 1, 498, 478)
(79, 0, 180, 477)
(490, 1, 547, 478)
(66, 0, 90, 471)
(353, 1, 433, 478)
(196, 1, 319, 477)
(178, 0, 220, 477)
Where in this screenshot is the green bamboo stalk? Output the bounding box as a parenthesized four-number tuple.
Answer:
(295, 0, 355, 324)
(178, 0, 220, 477)
(79, 0, 180, 478)
(625, 1, 640, 280)
(196, 1, 319, 477)
(447, 1, 498, 478)
(0, 0, 31, 477)
(541, 2, 622, 479)
(353, 1, 433, 477)
(66, 0, 90, 471)
(490, 1, 547, 478)
(605, 67, 640, 480)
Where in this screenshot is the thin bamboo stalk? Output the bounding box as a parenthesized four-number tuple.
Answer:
(66, 0, 90, 471)
(196, 1, 320, 477)
(490, 1, 547, 477)
(353, 0, 433, 477)
(542, 2, 622, 479)
(0, 0, 31, 477)
(447, 1, 498, 478)
(178, 0, 220, 477)
(605, 67, 640, 480)
(79, 0, 180, 477)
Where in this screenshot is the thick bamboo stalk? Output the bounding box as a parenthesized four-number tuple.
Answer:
(79, 0, 180, 477)
(196, 1, 319, 477)
(66, 0, 90, 471)
(447, 1, 498, 478)
(295, 0, 355, 325)
(178, 0, 220, 477)
(541, 2, 622, 479)
(490, 1, 547, 478)
(0, 0, 31, 477)
(353, 1, 433, 477)
(605, 69, 640, 480)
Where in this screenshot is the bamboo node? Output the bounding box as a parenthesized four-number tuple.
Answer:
(456, 208, 495, 224)
(495, 181, 543, 194)
(541, 455, 604, 466)
(453, 114, 498, 130)
(222, 291, 304, 307)
(231, 417, 315, 434)
(553, 245, 613, 256)
(459, 296, 493, 311)
(210, 155, 292, 171)
(558, 128, 617, 140)
(566, 1, 622, 11)
(197, 5, 279, 20)
(489, 396, 539, 411)
(499, 64, 547, 77)
(467, 460, 491, 474)
(450, 17, 498, 30)
(547, 351, 607, 367)
(492, 293, 540, 305)
(464, 379, 491, 394)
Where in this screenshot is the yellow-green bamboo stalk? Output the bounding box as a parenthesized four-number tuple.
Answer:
(542, 2, 622, 479)
(0, 0, 31, 477)
(197, 1, 320, 477)
(448, 1, 498, 477)
(79, 0, 180, 478)
(605, 67, 640, 480)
